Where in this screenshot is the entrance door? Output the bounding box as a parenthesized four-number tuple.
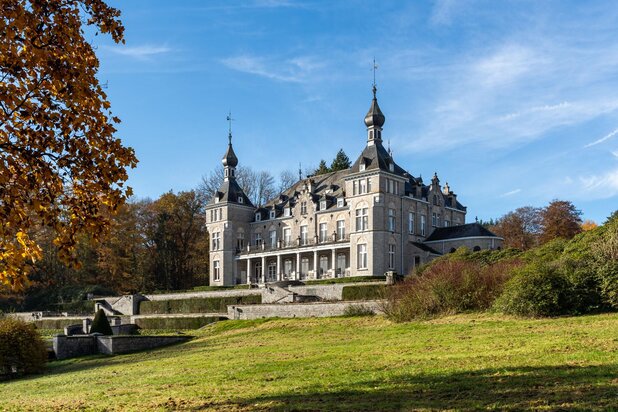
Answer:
(337, 253, 346, 277)
(301, 257, 309, 279)
(319, 255, 329, 277)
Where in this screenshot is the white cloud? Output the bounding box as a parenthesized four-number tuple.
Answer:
(220, 54, 325, 83)
(473, 45, 542, 87)
(580, 168, 618, 199)
(500, 188, 521, 198)
(584, 128, 618, 148)
(104, 45, 171, 59)
(612, 150, 618, 158)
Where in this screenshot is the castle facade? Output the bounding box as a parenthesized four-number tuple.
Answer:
(205, 87, 502, 286)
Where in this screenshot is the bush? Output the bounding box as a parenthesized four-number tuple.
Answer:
(0, 318, 47, 379)
(494, 262, 572, 317)
(343, 304, 375, 317)
(341, 284, 385, 301)
(384, 259, 518, 321)
(90, 309, 113, 335)
(139, 295, 262, 315)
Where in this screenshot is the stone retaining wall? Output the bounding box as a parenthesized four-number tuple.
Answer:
(144, 289, 261, 301)
(227, 300, 384, 320)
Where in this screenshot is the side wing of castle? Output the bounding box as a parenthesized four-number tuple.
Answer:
(205, 86, 502, 286)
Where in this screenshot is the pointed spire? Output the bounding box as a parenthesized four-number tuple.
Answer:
(222, 112, 238, 178)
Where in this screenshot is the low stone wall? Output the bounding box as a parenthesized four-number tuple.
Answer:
(131, 314, 226, 329)
(227, 300, 384, 320)
(276, 282, 385, 303)
(53, 334, 192, 360)
(96, 335, 191, 355)
(144, 289, 261, 301)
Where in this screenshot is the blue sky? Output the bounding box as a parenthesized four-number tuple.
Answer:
(97, 0, 618, 223)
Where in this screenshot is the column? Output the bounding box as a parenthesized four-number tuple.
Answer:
(296, 252, 300, 280)
(313, 250, 318, 279)
(246, 259, 251, 285)
(261, 256, 266, 284)
(331, 249, 336, 278)
(276, 254, 282, 281)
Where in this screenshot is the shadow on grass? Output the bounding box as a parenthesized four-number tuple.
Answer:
(194, 364, 618, 411)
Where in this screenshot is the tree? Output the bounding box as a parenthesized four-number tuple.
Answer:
(581, 220, 598, 231)
(0, 1, 137, 290)
(330, 149, 351, 171)
(540, 200, 582, 244)
(254, 170, 276, 206)
(198, 165, 275, 206)
(278, 169, 297, 193)
(314, 160, 330, 175)
(492, 206, 542, 250)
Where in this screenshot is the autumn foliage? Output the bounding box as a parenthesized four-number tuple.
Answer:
(0, 1, 137, 289)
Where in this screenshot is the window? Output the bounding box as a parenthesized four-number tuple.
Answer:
(444, 219, 450, 227)
(336, 254, 346, 276)
(268, 262, 277, 279)
(237, 232, 244, 250)
(319, 223, 328, 243)
(353, 180, 358, 195)
(367, 178, 372, 192)
(238, 196, 243, 204)
(320, 200, 327, 210)
(357, 243, 368, 269)
(269, 230, 277, 248)
(254, 232, 262, 246)
(209, 210, 213, 222)
(212, 232, 220, 251)
(432, 212, 438, 227)
(408, 212, 415, 234)
(319, 255, 328, 275)
(388, 208, 395, 232)
(337, 198, 344, 208)
(269, 210, 276, 219)
(255, 260, 262, 279)
(336, 219, 345, 240)
(301, 257, 309, 277)
(389, 179, 394, 194)
(283, 227, 291, 246)
(284, 207, 291, 217)
(389, 162, 394, 172)
(284, 259, 293, 276)
(433, 195, 438, 205)
(300, 225, 308, 245)
(213, 260, 220, 281)
(421, 215, 426, 236)
(359, 163, 366, 171)
(355, 208, 368, 231)
(388, 244, 395, 269)
(300, 201, 307, 215)
(359, 179, 367, 194)
(255, 212, 261, 222)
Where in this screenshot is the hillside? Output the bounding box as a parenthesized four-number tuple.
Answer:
(3, 314, 618, 411)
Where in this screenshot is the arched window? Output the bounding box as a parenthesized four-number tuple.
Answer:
(473, 246, 481, 252)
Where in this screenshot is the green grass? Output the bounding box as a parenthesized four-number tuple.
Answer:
(133, 316, 226, 330)
(302, 275, 385, 285)
(3, 314, 618, 411)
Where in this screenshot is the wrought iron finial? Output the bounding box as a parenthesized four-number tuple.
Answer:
(372, 58, 378, 97)
(226, 111, 235, 143)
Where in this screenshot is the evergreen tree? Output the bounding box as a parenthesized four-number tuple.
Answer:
(314, 160, 331, 175)
(90, 309, 113, 336)
(330, 149, 351, 171)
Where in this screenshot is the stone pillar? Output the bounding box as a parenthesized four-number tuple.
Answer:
(332, 249, 336, 278)
(313, 250, 318, 279)
(261, 256, 266, 284)
(276, 254, 282, 281)
(296, 252, 300, 280)
(246, 259, 251, 285)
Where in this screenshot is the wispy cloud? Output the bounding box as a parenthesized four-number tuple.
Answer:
(220, 54, 325, 83)
(500, 188, 521, 198)
(580, 168, 618, 199)
(584, 128, 618, 148)
(104, 45, 171, 59)
(612, 150, 618, 158)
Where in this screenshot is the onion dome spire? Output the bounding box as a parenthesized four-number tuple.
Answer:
(364, 84, 386, 129)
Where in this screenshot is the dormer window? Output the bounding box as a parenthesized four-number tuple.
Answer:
(269, 210, 276, 219)
(359, 163, 366, 171)
(300, 201, 307, 215)
(284, 207, 291, 217)
(238, 196, 243, 204)
(255, 213, 261, 222)
(389, 162, 394, 172)
(320, 200, 327, 210)
(214, 196, 219, 204)
(337, 198, 344, 208)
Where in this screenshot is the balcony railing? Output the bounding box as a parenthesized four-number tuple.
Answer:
(237, 234, 350, 255)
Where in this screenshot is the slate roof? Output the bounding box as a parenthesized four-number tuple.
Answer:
(214, 179, 254, 208)
(410, 241, 442, 255)
(424, 223, 500, 242)
(350, 141, 408, 176)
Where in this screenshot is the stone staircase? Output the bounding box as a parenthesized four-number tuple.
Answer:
(263, 283, 322, 304)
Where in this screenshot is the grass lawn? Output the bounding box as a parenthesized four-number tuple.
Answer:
(3, 313, 618, 411)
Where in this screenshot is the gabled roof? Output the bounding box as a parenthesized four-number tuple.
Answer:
(424, 223, 500, 242)
(349, 142, 407, 176)
(214, 179, 254, 208)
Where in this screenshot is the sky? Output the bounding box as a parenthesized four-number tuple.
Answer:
(96, 0, 618, 224)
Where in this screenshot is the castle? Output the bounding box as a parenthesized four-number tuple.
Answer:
(205, 86, 502, 286)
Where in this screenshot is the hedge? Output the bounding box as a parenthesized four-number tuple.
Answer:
(139, 295, 262, 315)
(134, 316, 225, 330)
(342, 285, 386, 301)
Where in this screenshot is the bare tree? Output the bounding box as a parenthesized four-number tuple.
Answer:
(278, 169, 297, 193)
(198, 165, 275, 207)
(255, 171, 276, 206)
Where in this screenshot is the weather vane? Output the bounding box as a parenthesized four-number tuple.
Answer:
(226, 111, 234, 143)
(372, 57, 379, 88)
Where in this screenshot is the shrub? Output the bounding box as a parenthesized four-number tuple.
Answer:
(341, 284, 385, 301)
(494, 262, 572, 317)
(343, 304, 375, 317)
(139, 295, 262, 315)
(384, 259, 518, 321)
(0, 318, 47, 379)
(90, 309, 113, 335)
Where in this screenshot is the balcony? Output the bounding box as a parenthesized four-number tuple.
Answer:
(237, 234, 350, 256)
